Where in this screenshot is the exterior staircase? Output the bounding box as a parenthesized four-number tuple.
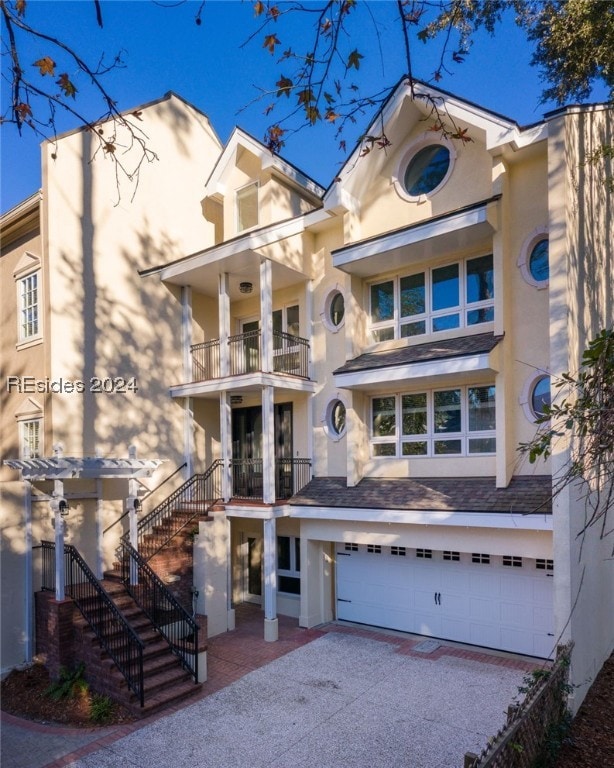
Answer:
(74, 575, 203, 716)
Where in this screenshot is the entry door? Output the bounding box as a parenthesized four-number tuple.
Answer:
(241, 319, 260, 373)
(243, 535, 262, 604)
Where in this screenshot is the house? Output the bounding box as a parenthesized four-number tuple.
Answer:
(1, 83, 612, 713)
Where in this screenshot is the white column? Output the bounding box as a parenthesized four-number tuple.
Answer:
(52, 479, 65, 601)
(262, 385, 275, 504)
(184, 397, 194, 478)
(220, 390, 232, 501)
(95, 479, 104, 579)
(219, 272, 230, 378)
(226, 517, 236, 630)
(263, 517, 278, 641)
(305, 278, 314, 380)
(181, 285, 193, 382)
(24, 481, 33, 661)
(128, 477, 139, 585)
(260, 259, 273, 373)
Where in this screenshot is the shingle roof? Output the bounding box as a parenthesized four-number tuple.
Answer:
(333, 333, 503, 375)
(290, 475, 552, 515)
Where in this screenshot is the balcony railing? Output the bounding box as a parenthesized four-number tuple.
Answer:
(230, 458, 311, 501)
(190, 329, 309, 382)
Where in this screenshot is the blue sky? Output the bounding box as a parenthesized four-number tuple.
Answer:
(1, 0, 608, 213)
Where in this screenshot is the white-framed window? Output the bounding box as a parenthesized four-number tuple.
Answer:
(518, 228, 549, 288)
(321, 286, 345, 332)
(369, 254, 494, 342)
(277, 535, 300, 595)
(20, 418, 41, 459)
(393, 134, 456, 202)
(236, 182, 259, 233)
(371, 385, 496, 458)
(18, 271, 40, 341)
(323, 396, 347, 441)
(520, 371, 551, 423)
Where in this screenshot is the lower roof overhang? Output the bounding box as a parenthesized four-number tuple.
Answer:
(332, 196, 500, 278)
(170, 372, 317, 400)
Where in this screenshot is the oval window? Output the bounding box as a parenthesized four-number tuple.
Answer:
(329, 291, 345, 327)
(531, 376, 551, 418)
(330, 400, 346, 436)
(404, 145, 451, 197)
(529, 239, 549, 283)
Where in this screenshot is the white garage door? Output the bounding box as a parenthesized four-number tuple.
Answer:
(336, 545, 554, 658)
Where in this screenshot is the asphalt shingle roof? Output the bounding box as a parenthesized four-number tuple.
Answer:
(290, 475, 552, 515)
(333, 332, 503, 375)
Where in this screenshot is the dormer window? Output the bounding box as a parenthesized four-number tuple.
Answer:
(236, 182, 259, 232)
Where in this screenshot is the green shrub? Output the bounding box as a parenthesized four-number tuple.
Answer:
(45, 663, 88, 701)
(90, 694, 115, 724)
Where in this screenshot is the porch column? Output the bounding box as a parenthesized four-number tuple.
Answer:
(127, 474, 139, 586)
(95, 478, 104, 579)
(184, 397, 194, 478)
(263, 516, 278, 641)
(181, 285, 193, 383)
(220, 390, 232, 502)
(51, 479, 66, 601)
(219, 272, 230, 378)
(260, 259, 273, 373)
(261, 385, 275, 504)
(24, 480, 33, 662)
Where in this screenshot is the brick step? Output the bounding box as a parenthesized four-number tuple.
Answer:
(132, 678, 203, 717)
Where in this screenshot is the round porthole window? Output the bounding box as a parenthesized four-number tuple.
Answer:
(404, 144, 451, 197)
(322, 286, 346, 333)
(529, 239, 549, 283)
(531, 375, 551, 418)
(324, 398, 347, 440)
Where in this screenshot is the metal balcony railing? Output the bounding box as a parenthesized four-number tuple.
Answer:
(230, 458, 311, 501)
(190, 329, 309, 382)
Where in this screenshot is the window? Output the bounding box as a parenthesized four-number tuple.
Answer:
(277, 535, 300, 594)
(391, 546, 406, 556)
(367, 544, 382, 554)
(531, 375, 551, 418)
(472, 553, 490, 564)
(20, 419, 41, 459)
(273, 304, 299, 342)
(371, 385, 496, 457)
(416, 548, 432, 558)
(443, 551, 460, 561)
(536, 559, 554, 571)
(19, 272, 40, 341)
(345, 543, 358, 552)
(236, 182, 259, 232)
(369, 255, 494, 342)
(404, 145, 451, 197)
(502, 556, 523, 568)
(518, 229, 549, 288)
(324, 398, 346, 440)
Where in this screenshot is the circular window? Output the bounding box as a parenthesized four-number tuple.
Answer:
(322, 286, 346, 333)
(404, 145, 451, 197)
(531, 376, 551, 418)
(529, 239, 549, 283)
(323, 398, 347, 440)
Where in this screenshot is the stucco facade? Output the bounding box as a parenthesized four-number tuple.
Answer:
(1, 84, 612, 712)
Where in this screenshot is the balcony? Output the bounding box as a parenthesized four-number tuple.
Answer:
(191, 329, 310, 382)
(230, 458, 311, 502)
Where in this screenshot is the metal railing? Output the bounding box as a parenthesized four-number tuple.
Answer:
(40, 541, 146, 707)
(118, 541, 199, 684)
(121, 461, 223, 560)
(190, 328, 310, 382)
(230, 458, 311, 500)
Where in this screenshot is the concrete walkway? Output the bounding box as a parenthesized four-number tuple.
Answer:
(1, 608, 540, 768)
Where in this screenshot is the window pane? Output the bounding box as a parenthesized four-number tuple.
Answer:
(277, 536, 291, 570)
(295, 537, 301, 572)
(278, 575, 300, 595)
(531, 376, 551, 416)
(330, 401, 346, 435)
(236, 183, 258, 231)
(286, 305, 299, 337)
(272, 309, 283, 349)
(432, 264, 459, 311)
(400, 273, 425, 317)
(373, 443, 396, 456)
(468, 386, 496, 432)
(468, 437, 496, 454)
(402, 441, 428, 456)
(466, 255, 494, 303)
(401, 321, 426, 337)
(404, 145, 450, 196)
(370, 281, 394, 323)
(529, 239, 549, 282)
(329, 292, 345, 326)
(434, 390, 461, 433)
(432, 313, 460, 332)
(434, 439, 462, 454)
(402, 393, 427, 435)
(372, 397, 396, 437)
(467, 307, 494, 325)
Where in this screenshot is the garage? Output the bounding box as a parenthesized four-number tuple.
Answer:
(336, 544, 554, 658)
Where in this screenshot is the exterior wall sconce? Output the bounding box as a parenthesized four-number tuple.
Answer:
(239, 282, 253, 294)
(59, 499, 69, 517)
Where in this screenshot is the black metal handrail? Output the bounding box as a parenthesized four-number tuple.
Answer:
(120, 461, 223, 561)
(118, 541, 199, 683)
(103, 462, 188, 535)
(191, 339, 221, 381)
(230, 457, 311, 500)
(229, 328, 261, 375)
(40, 541, 145, 707)
(273, 330, 310, 378)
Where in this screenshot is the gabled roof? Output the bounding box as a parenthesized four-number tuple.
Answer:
(204, 126, 325, 200)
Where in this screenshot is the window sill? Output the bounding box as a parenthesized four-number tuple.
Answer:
(16, 336, 43, 352)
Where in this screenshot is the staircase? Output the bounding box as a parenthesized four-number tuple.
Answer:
(74, 576, 203, 715)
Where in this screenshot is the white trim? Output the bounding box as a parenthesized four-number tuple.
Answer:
(321, 284, 346, 333)
(392, 133, 456, 202)
(333, 352, 493, 389)
(518, 227, 549, 289)
(322, 395, 348, 442)
(170, 371, 317, 398)
(520, 370, 552, 423)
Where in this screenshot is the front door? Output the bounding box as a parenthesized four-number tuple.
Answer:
(243, 534, 262, 604)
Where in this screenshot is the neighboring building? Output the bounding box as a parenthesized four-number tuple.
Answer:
(1, 83, 611, 713)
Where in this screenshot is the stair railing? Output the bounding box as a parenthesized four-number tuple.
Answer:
(40, 541, 146, 707)
(120, 460, 223, 561)
(118, 540, 199, 683)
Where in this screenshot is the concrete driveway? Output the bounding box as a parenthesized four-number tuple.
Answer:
(62, 631, 532, 768)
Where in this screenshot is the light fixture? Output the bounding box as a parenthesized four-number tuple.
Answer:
(59, 499, 69, 517)
(239, 282, 253, 294)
